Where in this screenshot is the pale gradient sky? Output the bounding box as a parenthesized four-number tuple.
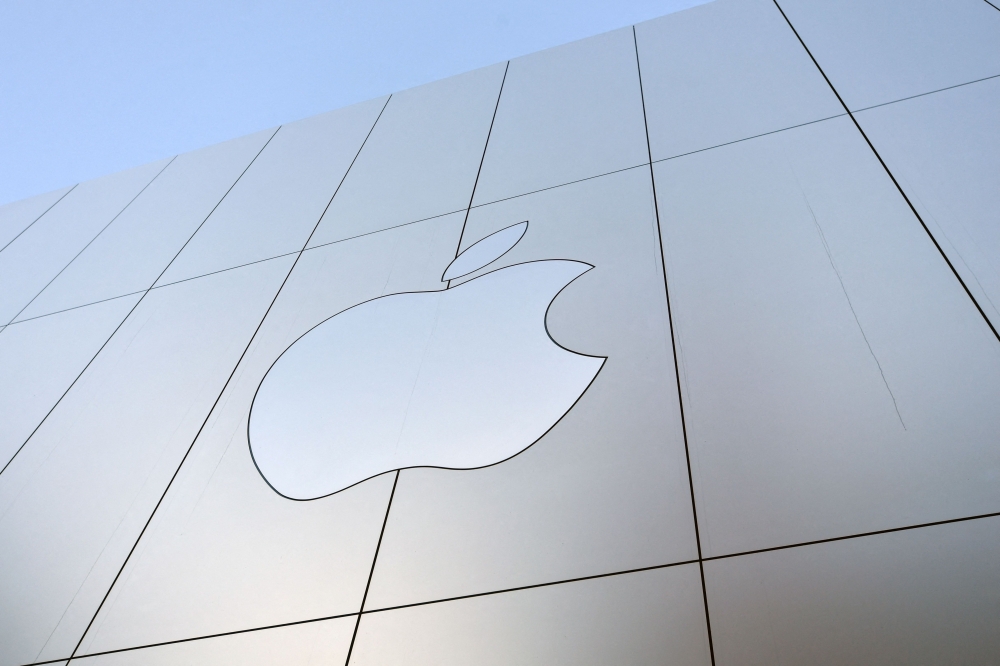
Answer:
(0, 0, 709, 205)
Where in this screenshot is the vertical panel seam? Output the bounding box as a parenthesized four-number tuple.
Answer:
(343, 470, 400, 665)
(448, 61, 511, 289)
(632, 25, 716, 666)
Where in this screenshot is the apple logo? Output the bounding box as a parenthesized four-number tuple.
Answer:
(248, 221, 605, 500)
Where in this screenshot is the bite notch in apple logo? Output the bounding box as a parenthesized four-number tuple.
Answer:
(248, 221, 606, 500)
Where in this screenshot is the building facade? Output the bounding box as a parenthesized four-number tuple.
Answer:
(2, 0, 1000, 663)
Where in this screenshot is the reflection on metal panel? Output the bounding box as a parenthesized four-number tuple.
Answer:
(0, 257, 294, 665)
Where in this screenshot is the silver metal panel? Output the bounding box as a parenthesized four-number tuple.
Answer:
(0, 185, 73, 252)
(470, 28, 648, 207)
(634, 0, 842, 162)
(307, 64, 507, 248)
(156, 97, 387, 285)
(352, 566, 711, 666)
(655, 115, 1000, 558)
(0, 294, 140, 470)
(0, 256, 293, 666)
(777, 0, 1000, 110)
(0, 158, 171, 324)
(856, 77, 1000, 332)
(365, 168, 697, 611)
(2, 3, 997, 661)
(17, 130, 274, 321)
(76, 216, 462, 655)
(706, 517, 1000, 665)
(74, 617, 355, 665)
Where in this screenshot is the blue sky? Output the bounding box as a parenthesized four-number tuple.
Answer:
(0, 0, 707, 205)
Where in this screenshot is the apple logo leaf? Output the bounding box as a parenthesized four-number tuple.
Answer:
(442, 220, 527, 281)
(248, 220, 606, 500)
